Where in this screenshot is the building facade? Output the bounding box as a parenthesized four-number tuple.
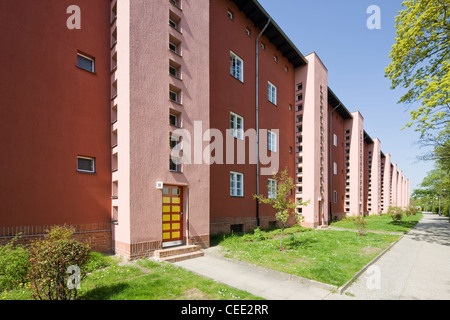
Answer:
(0, 0, 410, 259)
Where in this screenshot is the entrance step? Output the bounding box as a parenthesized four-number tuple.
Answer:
(154, 245, 204, 263)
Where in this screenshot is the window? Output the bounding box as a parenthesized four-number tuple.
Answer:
(230, 51, 244, 82)
(170, 0, 180, 8)
(227, 10, 234, 20)
(169, 42, 179, 54)
(77, 157, 95, 173)
(77, 53, 95, 73)
(268, 82, 277, 105)
(268, 179, 277, 199)
(169, 90, 179, 103)
(170, 157, 182, 172)
(268, 131, 277, 152)
(334, 162, 338, 175)
(170, 113, 179, 127)
(246, 28, 251, 37)
(170, 134, 181, 150)
(334, 191, 338, 203)
(169, 19, 178, 30)
(334, 134, 338, 147)
(230, 112, 244, 140)
(230, 172, 243, 197)
(296, 83, 303, 91)
(169, 66, 179, 78)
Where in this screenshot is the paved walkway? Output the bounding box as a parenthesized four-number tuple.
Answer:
(327, 212, 450, 300)
(174, 213, 450, 300)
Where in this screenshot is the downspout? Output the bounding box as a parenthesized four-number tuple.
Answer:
(255, 18, 271, 228)
(329, 103, 341, 223)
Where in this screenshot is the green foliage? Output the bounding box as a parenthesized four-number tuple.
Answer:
(387, 206, 404, 222)
(254, 169, 309, 250)
(0, 235, 30, 291)
(385, 0, 450, 137)
(252, 227, 266, 242)
(26, 225, 91, 300)
(84, 252, 113, 274)
(354, 215, 368, 236)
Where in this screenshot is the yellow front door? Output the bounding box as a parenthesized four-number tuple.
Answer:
(162, 185, 183, 244)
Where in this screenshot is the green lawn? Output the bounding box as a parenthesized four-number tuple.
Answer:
(212, 226, 400, 287)
(2, 256, 262, 300)
(330, 212, 423, 233)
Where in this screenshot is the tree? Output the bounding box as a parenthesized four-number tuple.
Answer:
(254, 169, 309, 250)
(385, 0, 450, 137)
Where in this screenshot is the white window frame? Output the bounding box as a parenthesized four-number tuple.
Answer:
(334, 162, 338, 175)
(268, 130, 277, 152)
(169, 90, 179, 103)
(230, 172, 244, 197)
(77, 156, 95, 173)
(170, 113, 179, 127)
(77, 53, 95, 73)
(334, 134, 338, 147)
(230, 51, 244, 82)
(268, 81, 277, 105)
(334, 191, 338, 203)
(230, 112, 244, 140)
(268, 179, 277, 199)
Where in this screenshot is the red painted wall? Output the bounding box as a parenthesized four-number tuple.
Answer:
(209, 0, 296, 232)
(329, 107, 346, 220)
(0, 1, 111, 227)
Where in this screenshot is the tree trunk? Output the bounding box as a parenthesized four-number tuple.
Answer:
(279, 225, 284, 250)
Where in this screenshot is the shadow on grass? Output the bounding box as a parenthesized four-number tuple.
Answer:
(80, 283, 130, 300)
(388, 220, 419, 230)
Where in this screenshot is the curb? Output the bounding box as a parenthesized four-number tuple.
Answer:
(336, 234, 404, 294)
(336, 215, 423, 294)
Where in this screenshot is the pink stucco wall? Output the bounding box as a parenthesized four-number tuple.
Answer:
(296, 53, 329, 227)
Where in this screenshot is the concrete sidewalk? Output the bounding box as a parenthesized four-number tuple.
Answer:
(174, 213, 450, 300)
(174, 246, 335, 300)
(327, 212, 450, 300)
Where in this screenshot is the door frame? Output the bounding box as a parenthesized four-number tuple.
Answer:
(161, 185, 184, 248)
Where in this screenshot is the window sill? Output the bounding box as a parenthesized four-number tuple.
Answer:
(170, 99, 183, 107)
(230, 74, 244, 84)
(76, 65, 96, 75)
(77, 170, 97, 175)
(169, 74, 182, 81)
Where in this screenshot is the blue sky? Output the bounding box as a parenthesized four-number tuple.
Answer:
(258, 0, 435, 193)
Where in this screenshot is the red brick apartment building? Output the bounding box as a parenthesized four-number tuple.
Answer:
(0, 0, 410, 259)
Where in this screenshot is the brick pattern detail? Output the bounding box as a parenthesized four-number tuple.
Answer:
(210, 216, 298, 235)
(114, 233, 210, 260)
(0, 222, 112, 253)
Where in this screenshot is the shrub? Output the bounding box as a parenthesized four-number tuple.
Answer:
(388, 206, 404, 222)
(27, 225, 90, 300)
(404, 205, 418, 217)
(0, 235, 30, 291)
(354, 215, 368, 236)
(253, 227, 266, 242)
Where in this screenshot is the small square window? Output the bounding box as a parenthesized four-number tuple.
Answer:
(170, 157, 182, 172)
(77, 157, 95, 173)
(170, 113, 179, 127)
(169, 90, 179, 103)
(77, 54, 95, 73)
(227, 10, 234, 20)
